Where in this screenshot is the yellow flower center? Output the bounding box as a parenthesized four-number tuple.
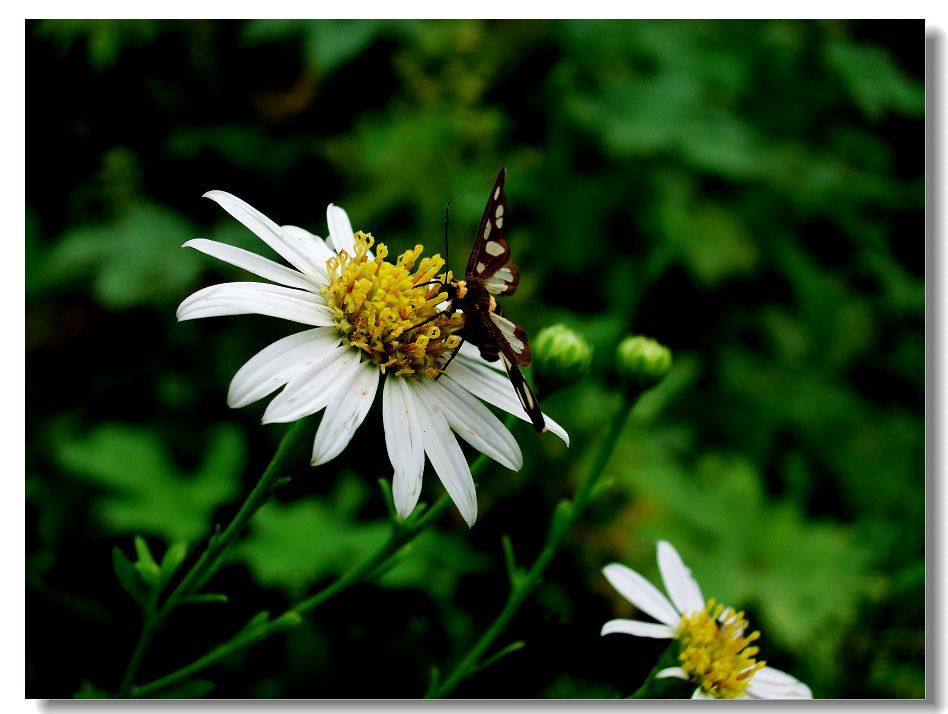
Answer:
(322, 231, 464, 379)
(676, 599, 766, 699)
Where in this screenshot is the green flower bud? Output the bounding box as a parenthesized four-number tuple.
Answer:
(615, 335, 672, 392)
(532, 324, 593, 393)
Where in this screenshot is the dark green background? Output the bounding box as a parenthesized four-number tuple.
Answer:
(26, 20, 925, 698)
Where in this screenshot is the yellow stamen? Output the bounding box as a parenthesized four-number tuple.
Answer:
(322, 231, 464, 379)
(676, 599, 766, 699)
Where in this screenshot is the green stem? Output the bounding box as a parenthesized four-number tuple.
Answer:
(428, 395, 636, 698)
(132, 449, 496, 698)
(116, 417, 313, 698)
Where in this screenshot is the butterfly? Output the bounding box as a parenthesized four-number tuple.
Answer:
(440, 167, 546, 432)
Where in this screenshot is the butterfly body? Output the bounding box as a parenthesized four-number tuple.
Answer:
(441, 167, 545, 432)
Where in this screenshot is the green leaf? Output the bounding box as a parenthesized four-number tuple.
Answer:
(824, 40, 924, 121)
(158, 542, 189, 590)
(301, 21, 396, 75)
(54, 423, 244, 542)
(179, 592, 229, 606)
(38, 202, 203, 309)
(133, 536, 160, 587)
(111, 546, 147, 608)
(233, 478, 489, 599)
(232, 492, 390, 597)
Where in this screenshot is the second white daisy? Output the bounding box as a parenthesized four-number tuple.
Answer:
(177, 191, 568, 527)
(601, 540, 812, 699)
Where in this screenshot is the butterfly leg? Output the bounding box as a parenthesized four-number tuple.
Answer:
(436, 336, 466, 379)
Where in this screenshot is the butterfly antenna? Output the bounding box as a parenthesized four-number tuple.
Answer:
(443, 200, 451, 274)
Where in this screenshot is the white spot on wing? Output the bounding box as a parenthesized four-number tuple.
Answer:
(485, 240, 504, 256)
(495, 204, 504, 219)
(476, 262, 486, 274)
(496, 216, 503, 229)
(485, 266, 515, 294)
(494, 186, 500, 200)
(490, 312, 525, 352)
(483, 222, 491, 240)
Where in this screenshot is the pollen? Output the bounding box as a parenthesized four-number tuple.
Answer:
(675, 599, 767, 699)
(322, 231, 464, 379)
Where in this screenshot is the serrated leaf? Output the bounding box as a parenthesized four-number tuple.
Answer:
(55, 423, 244, 542)
(232, 478, 489, 599)
(38, 202, 203, 309)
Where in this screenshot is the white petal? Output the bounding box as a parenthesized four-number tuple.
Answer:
(655, 667, 688, 680)
(600, 619, 676, 639)
(204, 191, 329, 278)
(281, 225, 335, 266)
(227, 328, 341, 409)
(418, 377, 522, 471)
(382, 376, 425, 519)
(410, 382, 477, 527)
(280, 225, 332, 283)
(657, 541, 705, 615)
(746, 667, 813, 699)
(602, 563, 680, 627)
(176, 282, 332, 326)
(311, 361, 380, 465)
(262, 347, 359, 424)
(445, 354, 569, 446)
(691, 688, 713, 699)
(183, 238, 319, 292)
(326, 203, 357, 256)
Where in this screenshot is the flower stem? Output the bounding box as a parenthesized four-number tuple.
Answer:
(116, 416, 314, 698)
(131, 450, 495, 698)
(427, 395, 636, 698)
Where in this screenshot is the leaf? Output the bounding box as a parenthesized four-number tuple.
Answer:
(55, 423, 244, 542)
(158, 542, 189, 590)
(38, 202, 203, 309)
(231, 492, 390, 597)
(111, 546, 147, 608)
(179, 592, 229, 606)
(233, 477, 489, 599)
(301, 21, 396, 75)
(824, 39, 924, 121)
(133, 535, 160, 587)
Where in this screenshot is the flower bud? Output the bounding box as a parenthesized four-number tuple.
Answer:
(532, 324, 592, 393)
(615, 335, 672, 392)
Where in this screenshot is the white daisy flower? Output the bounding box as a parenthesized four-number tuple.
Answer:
(601, 540, 812, 700)
(177, 191, 568, 527)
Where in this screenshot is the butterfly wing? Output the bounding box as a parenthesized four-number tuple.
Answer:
(487, 310, 532, 367)
(467, 167, 517, 295)
(476, 306, 544, 432)
(499, 352, 545, 432)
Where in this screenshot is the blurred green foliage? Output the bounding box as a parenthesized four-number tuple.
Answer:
(26, 19, 924, 699)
